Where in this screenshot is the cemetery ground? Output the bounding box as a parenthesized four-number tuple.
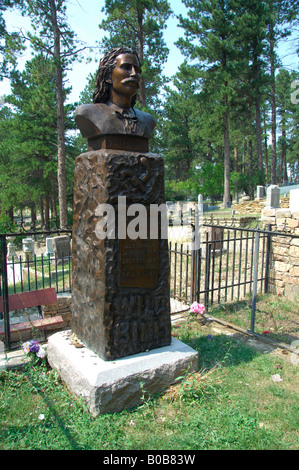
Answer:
(0, 294, 298, 451)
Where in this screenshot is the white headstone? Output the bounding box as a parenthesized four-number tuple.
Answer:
(7, 242, 17, 259)
(45, 237, 54, 257)
(290, 188, 299, 213)
(266, 185, 280, 208)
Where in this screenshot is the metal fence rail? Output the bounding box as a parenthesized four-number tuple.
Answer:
(168, 222, 270, 307)
(1, 219, 298, 351)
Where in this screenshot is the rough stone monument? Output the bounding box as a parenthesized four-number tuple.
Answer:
(47, 47, 197, 414)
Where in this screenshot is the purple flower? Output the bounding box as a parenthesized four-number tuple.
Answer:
(29, 341, 40, 353)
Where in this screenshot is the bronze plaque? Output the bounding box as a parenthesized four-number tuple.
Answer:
(119, 238, 159, 288)
(88, 134, 149, 153)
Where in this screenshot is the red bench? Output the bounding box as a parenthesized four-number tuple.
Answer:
(0, 288, 64, 342)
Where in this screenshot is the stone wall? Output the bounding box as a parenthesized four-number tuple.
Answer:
(42, 295, 72, 331)
(262, 207, 299, 300)
(232, 196, 289, 215)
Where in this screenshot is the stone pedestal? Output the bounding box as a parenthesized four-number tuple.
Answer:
(71, 150, 171, 361)
(47, 331, 198, 416)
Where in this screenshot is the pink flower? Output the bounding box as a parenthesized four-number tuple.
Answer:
(190, 302, 205, 315)
(263, 330, 271, 335)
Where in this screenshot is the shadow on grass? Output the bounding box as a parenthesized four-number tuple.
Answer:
(179, 332, 263, 371)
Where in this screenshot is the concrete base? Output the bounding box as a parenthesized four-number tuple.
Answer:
(47, 330, 198, 416)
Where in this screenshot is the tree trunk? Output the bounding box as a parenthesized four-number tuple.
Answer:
(263, 107, 269, 182)
(248, 139, 253, 199)
(30, 203, 36, 230)
(252, 37, 263, 183)
(234, 138, 238, 172)
(44, 192, 50, 230)
(223, 105, 230, 206)
(255, 98, 263, 181)
(40, 196, 44, 228)
(49, 0, 68, 229)
(281, 126, 287, 184)
(242, 140, 246, 175)
(269, 23, 277, 185)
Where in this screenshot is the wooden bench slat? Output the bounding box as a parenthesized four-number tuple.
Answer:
(0, 315, 64, 336)
(0, 288, 57, 313)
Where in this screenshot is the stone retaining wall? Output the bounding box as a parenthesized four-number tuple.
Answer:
(42, 295, 72, 330)
(262, 208, 299, 300)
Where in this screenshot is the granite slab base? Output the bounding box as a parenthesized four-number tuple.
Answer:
(47, 330, 198, 416)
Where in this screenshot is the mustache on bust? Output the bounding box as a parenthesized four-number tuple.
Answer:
(122, 77, 140, 87)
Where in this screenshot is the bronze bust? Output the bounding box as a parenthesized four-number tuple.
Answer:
(75, 47, 156, 151)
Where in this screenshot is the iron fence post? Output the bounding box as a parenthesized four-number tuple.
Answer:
(190, 224, 196, 304)
(264, 224, 271, 293)
(250, 230, 260, 333)
(1, 234, 11, 351)
(204, 240, 211, 308)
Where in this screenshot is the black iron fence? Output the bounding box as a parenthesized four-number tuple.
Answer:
(169, 220, 271, 307)
(1, 217, 298, 350)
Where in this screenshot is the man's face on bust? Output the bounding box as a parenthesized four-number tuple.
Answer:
(108, 53, 141, 107)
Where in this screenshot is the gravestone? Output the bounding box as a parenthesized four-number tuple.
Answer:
(71, 148, 171, 361)
(52, 235, 71, 261)
(256, 185, 265, 200)
(22, 237, 34, 261)
(266, 185, 280, 209)
(70, 49, 172, 362)
(45, 237, 54, 257)
(47, 47, 198, 415)
(290, 188, 299, 213)
(202, 226, 224, 258)
(7, 242, 17, 259)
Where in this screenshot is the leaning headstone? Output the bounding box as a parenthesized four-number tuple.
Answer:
(290, 188, 299, 213)
(266, 184, 280, 208)
(256, 185, 265, 200)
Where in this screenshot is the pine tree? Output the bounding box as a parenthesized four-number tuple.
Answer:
(177, 0, 241, 206)
(20, 0, 85, 228)
(0, 55, 59, 221)
(0, 0, 25, 79)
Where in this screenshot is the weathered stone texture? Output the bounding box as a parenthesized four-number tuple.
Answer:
(71, 150, 171, 361)
(262, 207, 299, 300)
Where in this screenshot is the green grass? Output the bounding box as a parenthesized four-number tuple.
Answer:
(209, 293, 299, 344)
(1, 315, 298, 450)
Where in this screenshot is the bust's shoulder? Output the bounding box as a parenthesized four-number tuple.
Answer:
(75, 103, 109, 119)
(75, 103, 113, 138)
(134, 108, 156, 128)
